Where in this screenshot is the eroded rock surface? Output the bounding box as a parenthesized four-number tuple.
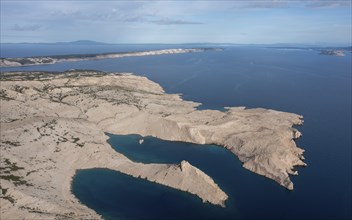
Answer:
(0, 70, 306, 219)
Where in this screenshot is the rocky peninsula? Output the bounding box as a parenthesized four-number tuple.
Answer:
(0, 70, 306, 219)
(0, 48, 218, 67)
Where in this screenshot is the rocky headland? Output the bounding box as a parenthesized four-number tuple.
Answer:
(0, 70, 306, 219)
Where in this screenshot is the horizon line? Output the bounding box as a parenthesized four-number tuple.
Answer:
(1, 41, 351, 47)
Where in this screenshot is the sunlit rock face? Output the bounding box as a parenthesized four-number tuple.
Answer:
(0, 70, 305, 219)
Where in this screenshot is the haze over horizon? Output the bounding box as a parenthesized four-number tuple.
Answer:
(1, 0, 351, 45)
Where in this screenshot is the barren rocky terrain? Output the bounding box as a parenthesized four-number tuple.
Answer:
(0, 70, 306, 219)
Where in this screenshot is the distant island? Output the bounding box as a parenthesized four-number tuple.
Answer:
(267, 46, 351, 56)
(1, 69, 306, 219)
(0, 48, 221, 67)
(53, 40, 111, 45)
(319, 49, 346, 56)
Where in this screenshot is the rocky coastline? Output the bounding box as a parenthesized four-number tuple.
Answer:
(0, 70, 306, 219)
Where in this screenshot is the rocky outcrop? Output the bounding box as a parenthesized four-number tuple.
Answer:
(0, 70, 306, 219)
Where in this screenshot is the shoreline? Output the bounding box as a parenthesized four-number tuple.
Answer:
(0, 48, 221, 67)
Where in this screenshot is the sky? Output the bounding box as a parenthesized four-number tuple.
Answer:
(1, 0, 351, 45)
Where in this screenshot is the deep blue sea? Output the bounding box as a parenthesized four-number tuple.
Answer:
(1, 44, 351, 220)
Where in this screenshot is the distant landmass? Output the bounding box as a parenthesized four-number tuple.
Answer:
(0, 40, 111, 45)
(319, 49, 346, 56)
(318, 46, 351, 56)
(54, 40, 110, 45)
(0, 48, 221, 67)
(267, 46, 351, 56)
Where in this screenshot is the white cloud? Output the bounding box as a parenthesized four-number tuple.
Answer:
(151, 18, 203, 25)
(1, 0, 350, 43)
(9, 24, 42, 31)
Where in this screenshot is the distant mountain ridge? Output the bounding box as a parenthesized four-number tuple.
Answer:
(54, 40, 110, 45)
(1, 40, 111, 45)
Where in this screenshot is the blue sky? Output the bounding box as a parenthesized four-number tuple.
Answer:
(1, 0, 351, 45)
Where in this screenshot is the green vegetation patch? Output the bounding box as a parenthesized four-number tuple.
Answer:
(0, 89, 15, 101)
(0, 158, 31, 187)
(0, 158, 24, 171)
(0, 184, 15, 205)
(13, 85, 29, 93)
(1, 140, 21, 147)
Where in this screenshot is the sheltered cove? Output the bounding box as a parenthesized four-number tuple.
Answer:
(0, 70, 306, 219)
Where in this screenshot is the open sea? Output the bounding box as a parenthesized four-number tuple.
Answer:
(1, 44, 351, 220)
